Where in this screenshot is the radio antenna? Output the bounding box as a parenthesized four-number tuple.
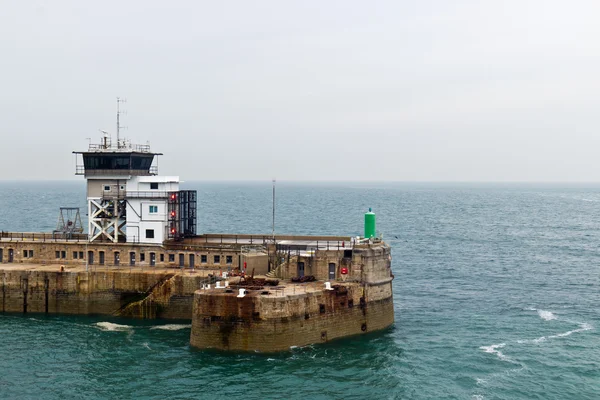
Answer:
(116, 97, 127, 148)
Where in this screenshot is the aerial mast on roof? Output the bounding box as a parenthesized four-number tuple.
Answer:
(116, 97, 127, 148)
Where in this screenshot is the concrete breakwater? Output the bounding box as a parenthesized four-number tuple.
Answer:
(0, 235, 394, 351)
(0, 265, 205, 319)
(191, 279, 394, 352)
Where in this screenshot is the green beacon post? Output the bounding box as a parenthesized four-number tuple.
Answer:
(364, 208, 376, 238)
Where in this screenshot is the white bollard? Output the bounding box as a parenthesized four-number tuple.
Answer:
(225, 281, 229, 287)
(325, 281, 334, 291)
(216, 281, 222, 288)
(237, 288, 246, 298)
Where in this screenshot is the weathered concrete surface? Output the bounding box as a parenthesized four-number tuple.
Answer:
(0, 264, 209, 319)
(190, 241, 395, 352)
(190, 280, 394, 352)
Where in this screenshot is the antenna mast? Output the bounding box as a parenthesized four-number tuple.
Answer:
(116, 97, 126, 148)
(272, 178, 276, 238)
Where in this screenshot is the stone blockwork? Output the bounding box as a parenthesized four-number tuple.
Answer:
(190, 281, 394, 352)
(0, 237, 251, 270)
(0, 266, 207, 319)
(274, 240, 392, 282)
(190, 241, 395, 352)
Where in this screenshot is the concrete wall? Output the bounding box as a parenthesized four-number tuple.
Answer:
(190, 281, 394, 352)
(0, 268, 204, 319)
(0, 240, 246, 270)
(277, 243, 392, 283)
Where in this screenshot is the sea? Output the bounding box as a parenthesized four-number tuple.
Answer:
(0, 181, 598, 400)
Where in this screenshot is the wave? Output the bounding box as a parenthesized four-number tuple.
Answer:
(552, 322, 592, 338)
(94, 322, 133, 332)
(517, 322, 592, 344)
(537, 310, 557, 321)
(479, 343, 510, 362)
(150, 324, 192, 331)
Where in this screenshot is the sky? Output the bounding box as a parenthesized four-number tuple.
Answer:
(1, 0, 599, 182)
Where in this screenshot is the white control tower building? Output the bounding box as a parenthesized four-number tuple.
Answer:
(74, 133, 196, 244)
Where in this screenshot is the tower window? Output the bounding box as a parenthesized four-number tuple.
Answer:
(146, 229, 155, 239)
(149, 205, 158, 214)
(150, 182, 159, 190)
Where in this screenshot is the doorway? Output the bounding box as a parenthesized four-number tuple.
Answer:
(114, 252, 120, 266)
(329, 263, 336, 280)
(0, 248, 3, 263)
(8, 249, 14, 263)
(129, 252, 135, 266)
(99, 251, 105, 265)
(150, 252, 156, 266)
(297, 262, 305, 278)
(88, 251, 94, 265)
(179, 254, 185, 267)
(189, 254, 195, 269)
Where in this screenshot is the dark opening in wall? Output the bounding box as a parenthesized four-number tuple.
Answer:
(319, 304, 326, 314)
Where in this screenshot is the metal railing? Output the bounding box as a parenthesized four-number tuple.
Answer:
(0, 231, 89, 242)
(125, 191, 169, 198)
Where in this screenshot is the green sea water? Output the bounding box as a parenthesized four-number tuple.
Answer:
(0, 181, 598, 399)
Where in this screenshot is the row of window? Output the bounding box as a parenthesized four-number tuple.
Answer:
(1, 248, 233, 266)
(102, 183, 160, 192)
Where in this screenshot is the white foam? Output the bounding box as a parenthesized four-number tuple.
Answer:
(551, 322, 592, 338)
(517, 322, 592, 344)
(150, 324, 192, 331)
(472, 395, 484, 400)
(537, 310, 557, 321)
(94, 322, 133, 332)
(142, 342, 151, 350)
(479, 343, 510, 361)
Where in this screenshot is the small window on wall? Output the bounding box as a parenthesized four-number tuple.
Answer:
(149, 205, 158, 214)
(79, 251, 84, 259)
(146, 229, 155, 239)
(226, 255, 233, 264)
(73, 251, 78, 259)
(214, 255, 220, 264)
(104, 185, 111, 192)
(55, 251, 60, 259)
(150, 182, 159, 190)
(201, 255, 207, 263)
(140, 253, 145, 262)
(160, 254, 165, 262)
(168, 254, 175, 262)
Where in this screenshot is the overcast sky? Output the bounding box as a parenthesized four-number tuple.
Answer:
(1, 1, 599, 182)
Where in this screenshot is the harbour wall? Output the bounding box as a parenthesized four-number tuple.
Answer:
(0, 267, 205, 319)
(190, 279, 394, 352)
